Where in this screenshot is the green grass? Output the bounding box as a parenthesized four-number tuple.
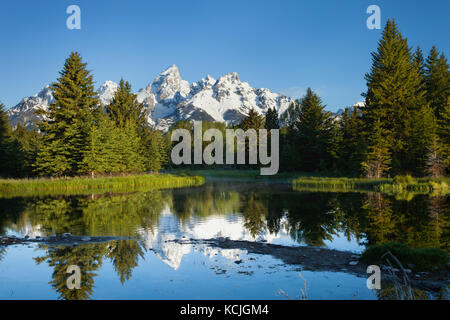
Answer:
(292, 175, 450, 195)
(0, 174, 205, 198)
(361, 242, 449, 271)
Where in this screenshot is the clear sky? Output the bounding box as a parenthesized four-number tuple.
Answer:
(0, 0, 448, 111)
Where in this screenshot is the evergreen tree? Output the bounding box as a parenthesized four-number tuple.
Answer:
(264, 107, 280, 130)
(144, 130, 168, 172)
(413, 46, 426, 79)
(438, 103, 450, 170)
(424, 46, 450, 120)
(0, 102, 12, 176)
(239, 108, 265, 168)
(115, 120, 146, 173)
(363, 19, 427, 174)
(407, 104, 438, 175)
(0, 102, 10, 138)
(426, 135, 446, 178)
(241, 108, 265, 131)
(361, 119, 392, 178)
(35, 52, 98, 176)
(337, 106, 366, 175)
(105, 78, 146, 129)
(294, 88, 334, 171)
(9, 123, 41, 177)
(81, 110, 119, 176)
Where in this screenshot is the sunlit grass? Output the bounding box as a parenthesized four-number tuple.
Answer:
(0, 174, 205, 198)
(292, 175, 449, 195)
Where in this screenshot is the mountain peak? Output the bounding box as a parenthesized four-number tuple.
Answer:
(217, 72, 240, 84)
(7, 65, 295, 132)
(160, 64, 179, 76)
(97, 81, 119, 105)
(152, 64, 189, 101)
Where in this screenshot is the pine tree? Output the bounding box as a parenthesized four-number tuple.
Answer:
(145, 129, 168, 172)
(35, 52, 98, 176)
(413, 46, 426, 79)
(106, 78, 146, 129)
(361, 119, 392, 178)
(0, 102, 10, 138)
(241, 108, 265, 131)
(240, 108, 265, 168)
(294, 88, 334, 171)
(407, 104, 438, 175)
(426, 135, 446, 178)
(264, 107, 280, 130)
(363, 19, 427, 175)
(0, 102, 12, 176)
(81, 110, 120, 177)
(114, 120, 146, 173)
(10, 123, 41, 177)
(438, 103, 450, 170)
(424, 47, 450, 120)
(338, 106, 366, 175)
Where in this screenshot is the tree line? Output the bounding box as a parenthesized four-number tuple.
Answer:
(0, 19, 449, 178)
(250, 19, 449, 178)
(0, 52, 167, 178)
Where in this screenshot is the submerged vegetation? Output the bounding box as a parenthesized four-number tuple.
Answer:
(0, 174, 204, 198)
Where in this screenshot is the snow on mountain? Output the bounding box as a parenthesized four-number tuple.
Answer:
(139, 211, 291, 270)
(7, 65, 295, 131)
(6, 85, 54, 129)
(97, 80, 119, 106)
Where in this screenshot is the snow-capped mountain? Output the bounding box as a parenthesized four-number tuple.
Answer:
(7, 85, 54, 129)
(6, 65, 295, 131)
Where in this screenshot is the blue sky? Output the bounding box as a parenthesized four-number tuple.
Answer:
(0, 0, 448, 111)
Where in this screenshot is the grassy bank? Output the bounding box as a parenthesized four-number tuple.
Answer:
(0, 174, 205, 198)
(361, 242, 449, 272)
(292, 176, 450, 195)
(171, 169, 450, 195)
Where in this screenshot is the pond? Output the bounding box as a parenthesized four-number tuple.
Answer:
(0, 181, 448, 300)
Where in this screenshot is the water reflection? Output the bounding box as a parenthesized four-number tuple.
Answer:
(0, 182, 448, 299)
(1, 182, 449, 251)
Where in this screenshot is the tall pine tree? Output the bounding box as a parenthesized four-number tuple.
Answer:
(35, 52, 98, 176)
(363, 19, 427, 175)
(294, 88, 334, 171)
(424, 46, 450, 120)
(105, 78, 146, 129)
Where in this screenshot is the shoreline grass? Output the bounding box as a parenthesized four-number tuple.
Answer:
(171, 169, 449, 195)
(0, 174, 205, 198)
(292, 176, 450, 195)
(361, 242, 449, 271)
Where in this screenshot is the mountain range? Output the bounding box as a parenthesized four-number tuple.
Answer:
(6, 65, 296, 132)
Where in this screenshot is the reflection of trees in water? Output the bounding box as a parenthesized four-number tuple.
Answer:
(80, 191, 169, 236)
(34, 243, 107, 300)
(106, 240, 145, 284)
(361, 193, 450, 251)
(0, 247, 6, 262)
(0, 185, 448, 255)
(362, 192, 396, 245)
(34, 239, 145, 300)
(240, 193, 268, 238)
(281, 193, 342, 247)
(4, 191, 170, 237)
(170, 183, 240, 222)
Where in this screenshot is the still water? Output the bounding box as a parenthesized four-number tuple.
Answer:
(0, 181, 448, 299)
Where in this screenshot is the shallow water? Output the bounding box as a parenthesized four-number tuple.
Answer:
(0, 181, 448, 300)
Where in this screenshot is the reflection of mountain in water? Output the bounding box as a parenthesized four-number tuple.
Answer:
(0, 183, 448, 274)
(140, 213, 290, 270)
